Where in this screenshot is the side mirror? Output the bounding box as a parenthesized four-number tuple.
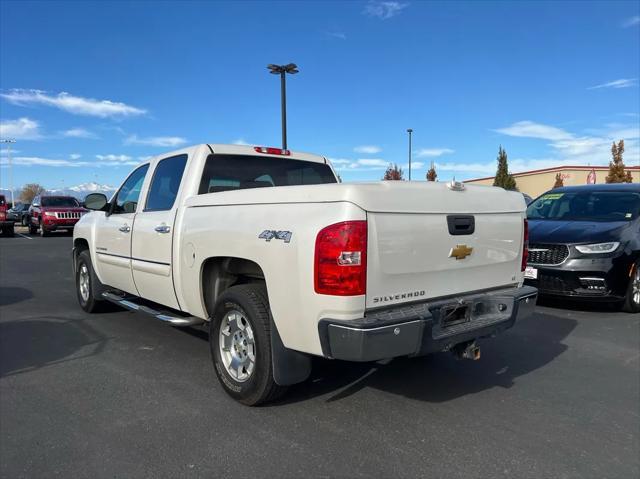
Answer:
(84, 193, 108, 211)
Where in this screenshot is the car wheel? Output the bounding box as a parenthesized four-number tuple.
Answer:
(28, 218, 38, 234)
(75, 249, 106, 313)
(210, 284, 286, 406)
(21, 216, 28, 226)
(1, 224, 14, 237)
(622, 262, 640, 313)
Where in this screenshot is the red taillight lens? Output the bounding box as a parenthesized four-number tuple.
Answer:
(521, 218, 529, 272)
(314, 221, 367, 296)
(254, 146, 291, 156)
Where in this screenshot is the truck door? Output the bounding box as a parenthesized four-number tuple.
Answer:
(130, 154, 188, 310)
(93, 164, 149, 295)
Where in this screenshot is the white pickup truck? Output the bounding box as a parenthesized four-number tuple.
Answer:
(73, 144, 537, 405)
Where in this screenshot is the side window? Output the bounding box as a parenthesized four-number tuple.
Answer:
(113, 164, 150, 214)
(145, 154, 188, 211)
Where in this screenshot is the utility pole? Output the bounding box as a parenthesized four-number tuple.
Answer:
(267, 63, 299, 150)
(1, 139, 16, 206)
(407, 129, 413, 181)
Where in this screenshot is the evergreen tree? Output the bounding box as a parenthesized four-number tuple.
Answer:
(606, 140, 633, 183)
(426, 161, 437, 181)
(553, 172, 564, 188)
(492, 146, 517, 190)
(383, 163, 404, 180)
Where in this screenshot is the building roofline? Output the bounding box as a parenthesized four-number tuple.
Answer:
(464, 164, 640, 183)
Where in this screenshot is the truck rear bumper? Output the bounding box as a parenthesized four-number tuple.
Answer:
(318, 285, 537, 362)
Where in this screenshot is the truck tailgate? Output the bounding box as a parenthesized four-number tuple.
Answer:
(366, 212, 524, 309)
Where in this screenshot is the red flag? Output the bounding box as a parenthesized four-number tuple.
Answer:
(587, 168, 596, 184)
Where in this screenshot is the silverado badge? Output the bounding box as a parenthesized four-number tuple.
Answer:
(449, 244, 473, 260)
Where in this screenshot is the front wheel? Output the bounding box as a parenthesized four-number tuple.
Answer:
(622, 262, 640, 313)
(76, 250, 106, 313)
(40, 221, 49, 237)
(210, 284, 286, 406)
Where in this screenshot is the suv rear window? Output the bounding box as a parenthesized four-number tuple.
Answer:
(198, 154, 337, 194)
(41, 197, 80, 207)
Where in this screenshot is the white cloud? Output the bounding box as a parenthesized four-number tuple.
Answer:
(330, 158, 392, 171)
(1, 89, 146, 118)
(364, 1, 408, 19)
(587, 78, 637, 90)
(357, 158, 388, 167)
(446, 120, 640, 180)
(96, 154, 134, 163)
(325, 31, 347, 40)
(0, 117, 42, 140)
(415, 148, 454, 158)
(124, 134, 187, 147)
(70, 153, 82, 160)
(232, 138, 250, 145)
(495, 121, 573, 140)
(0, 156, 89, 168)
(62, 128, 98, 139)
(354, 145, 382, 154)
(622, 16, 640, 28)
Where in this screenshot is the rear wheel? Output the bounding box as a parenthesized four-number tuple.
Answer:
(622, 261, 640, 313)
(76, 249, 106, 313)
(28, 218, 38, 235)
(210, 284, 286, 406)
(21, 216, 28, 226)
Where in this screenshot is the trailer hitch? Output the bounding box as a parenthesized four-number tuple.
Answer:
(452, 341, 481, 361)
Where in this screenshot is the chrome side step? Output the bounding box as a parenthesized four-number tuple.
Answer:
(102, 292, 205, 327)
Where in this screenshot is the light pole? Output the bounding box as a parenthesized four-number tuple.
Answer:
(267, 63, 299, 150)
(1, 139, 16, 206)
(407, 128, 413, 181)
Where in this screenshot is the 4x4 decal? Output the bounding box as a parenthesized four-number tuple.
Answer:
(258, 230, 292, 243)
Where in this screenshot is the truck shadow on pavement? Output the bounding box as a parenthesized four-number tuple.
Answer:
(0, 287, 33, 307)
(279, 311, 577, 405)
(0, 316, 108, 377)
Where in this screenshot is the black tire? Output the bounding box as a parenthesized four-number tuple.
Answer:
(210, 284, 286, 406)
(21, 216, 28, 227)
(75, 249, 106, 313)
(28, 221, 37, 234)
(622, 261, 640, 313)
(1, 224, 14, 237)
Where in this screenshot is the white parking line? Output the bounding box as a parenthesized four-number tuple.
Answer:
(16, 233, 33, 240)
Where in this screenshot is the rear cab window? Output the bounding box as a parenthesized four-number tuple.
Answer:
(145, 154, 188, 211)
(198, 154, 336, 194)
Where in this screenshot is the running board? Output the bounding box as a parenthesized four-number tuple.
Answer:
(102, 292, 205, 327)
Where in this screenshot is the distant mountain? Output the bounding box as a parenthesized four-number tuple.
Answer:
(48, 182, 116, 199)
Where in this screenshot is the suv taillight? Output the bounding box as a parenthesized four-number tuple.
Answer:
(521, 218, 529, 272)
(314, 221, 367, 296)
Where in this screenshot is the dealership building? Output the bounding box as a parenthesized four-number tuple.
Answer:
(465, 165, 640, 198)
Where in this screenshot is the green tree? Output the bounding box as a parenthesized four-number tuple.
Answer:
(426, 161, 437, 181)
(383, 163, 405, 180)
(606, 140, 633, 183)
(553, 172, 564, 188)
(492, 146, 517, 190)
(19, 183, 46, 204)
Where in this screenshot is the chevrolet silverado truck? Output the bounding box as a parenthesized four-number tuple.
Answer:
(73, 144, 537, 405)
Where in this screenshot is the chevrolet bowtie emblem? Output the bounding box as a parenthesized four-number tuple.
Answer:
(449, 244, 473, 260)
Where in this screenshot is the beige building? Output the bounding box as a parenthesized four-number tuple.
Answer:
(465, 165, 640, 198)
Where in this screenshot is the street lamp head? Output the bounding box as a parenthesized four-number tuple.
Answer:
(267, 63, 299, 75)
(407, 128, 413, 133)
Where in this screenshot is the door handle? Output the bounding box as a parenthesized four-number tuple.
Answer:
(154, 224, 171, 234)
(118, 224, 131, 233)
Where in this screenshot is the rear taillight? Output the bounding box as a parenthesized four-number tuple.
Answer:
(521, 218, 529, 272)
(0, 212, 5, 220)
(254, 146, 291, 156)
(314, 221, 367, 296)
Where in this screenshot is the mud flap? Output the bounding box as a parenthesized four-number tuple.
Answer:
(270, 318, 312, 386)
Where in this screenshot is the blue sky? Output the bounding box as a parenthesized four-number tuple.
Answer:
(1, 0, 639, 190)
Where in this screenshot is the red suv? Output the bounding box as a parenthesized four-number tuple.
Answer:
(0, 194, 15, 237)
(28, 195, 87, 237)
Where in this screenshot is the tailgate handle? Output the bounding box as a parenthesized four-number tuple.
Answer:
(447, 215, 475, 235)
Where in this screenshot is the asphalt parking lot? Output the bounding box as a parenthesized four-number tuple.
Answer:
(1, 231, 638, 479)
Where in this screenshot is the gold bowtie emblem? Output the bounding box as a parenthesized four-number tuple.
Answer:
(449, 244, 473, 260)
